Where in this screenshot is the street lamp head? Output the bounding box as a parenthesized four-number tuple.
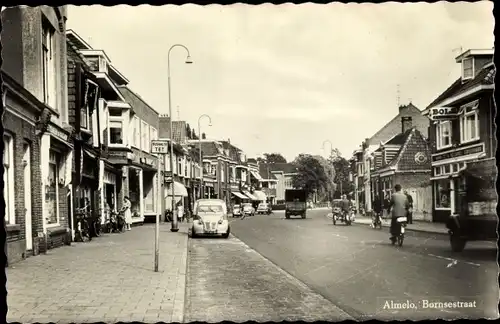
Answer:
(208, 123, 212, 127)
(185, 55, 193, 64)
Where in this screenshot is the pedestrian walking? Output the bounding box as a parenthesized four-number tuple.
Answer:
(404, 190, 414, 224)
(177, 203, 184, 223)
(387, 185, 410, 243)
(123, 196, 132, 231)
(383, 194, 391, 218)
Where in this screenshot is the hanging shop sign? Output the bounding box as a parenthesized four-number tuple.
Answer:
(429, 106, 459, 120)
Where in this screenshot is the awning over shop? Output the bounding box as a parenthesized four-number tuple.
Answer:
(166, 181, 188, 197)
(252, 190, 267, 201)
(242, 190, 258, 200)
(231, 191, 247, 199)
(249, 170, 262, 180)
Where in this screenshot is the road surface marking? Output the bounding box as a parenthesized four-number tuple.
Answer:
(427, 253, 480, 267)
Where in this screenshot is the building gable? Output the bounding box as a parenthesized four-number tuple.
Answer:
(393, 129, 431, 172)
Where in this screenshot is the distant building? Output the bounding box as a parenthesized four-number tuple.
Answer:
(350, 103, 430, 213)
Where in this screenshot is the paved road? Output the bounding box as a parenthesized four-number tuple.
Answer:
(184, 234, 353, 322)
(228, 210, 498, 321)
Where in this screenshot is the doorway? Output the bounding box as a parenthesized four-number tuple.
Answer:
(23, 143, 33, 251)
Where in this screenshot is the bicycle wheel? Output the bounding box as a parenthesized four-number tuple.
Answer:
(94, 222, 101, 237)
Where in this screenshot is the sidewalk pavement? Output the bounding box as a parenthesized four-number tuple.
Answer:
(6, 223, 189, 323)
(354, 215, 448, 235)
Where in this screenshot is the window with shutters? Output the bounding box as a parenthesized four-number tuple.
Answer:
(42, 17, 57, 109)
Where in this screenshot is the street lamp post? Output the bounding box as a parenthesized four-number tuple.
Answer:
(198, 114, 212, 200)
(322, 140, 334, 201)
(167, 44, 192, 233)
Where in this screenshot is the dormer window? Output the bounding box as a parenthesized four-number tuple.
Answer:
(462, 57, 474, 80)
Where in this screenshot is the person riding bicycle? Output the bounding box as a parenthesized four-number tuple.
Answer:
(340, 194, 351, 221)
(387, 184, 410, 243)
(372, 194, 383, 226)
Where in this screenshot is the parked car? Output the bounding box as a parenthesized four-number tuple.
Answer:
(192, 199, 230, 238)
(257, 202, 272, 215)
(232, 204, 242, 217)
(242, 203, 255, 216)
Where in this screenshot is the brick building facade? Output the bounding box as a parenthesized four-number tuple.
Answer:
(370, 126, 433, 221)
(3, 6, 72, 265)
(422, 48, 495, 223)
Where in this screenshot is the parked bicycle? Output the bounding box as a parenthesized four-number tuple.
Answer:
(74, 207, 91, 242)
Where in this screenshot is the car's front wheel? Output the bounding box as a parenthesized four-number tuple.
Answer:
(191, 227, 197, 238)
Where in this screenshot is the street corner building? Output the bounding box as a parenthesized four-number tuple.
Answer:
(421, 48, 496, 223)
(369, 125, 433, 221)
(349, 102, 431, 215)
(2, 6, 74, 263)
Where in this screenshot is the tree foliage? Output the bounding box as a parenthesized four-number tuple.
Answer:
(291, 154, 328, 196)
(263, 153, 287, 164)
(186, 123, 192, 139)
(202, 132, 206, 140)
(329, 148, 353, 195)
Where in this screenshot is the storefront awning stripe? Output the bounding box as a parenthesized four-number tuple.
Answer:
(166, 181, 188, 197)
(242, 190, 259, 200)
(252, 190, 267, 201)
(231, 191, 247, 199)
(250, 170, 263, 180)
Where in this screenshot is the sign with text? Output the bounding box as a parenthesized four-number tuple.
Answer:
(48, 124, 69, 142)
(151, 140, 170, 154)
(163, 171, 173, 183)
(432, 144, 484, 162)
(429, 106, 459, 120)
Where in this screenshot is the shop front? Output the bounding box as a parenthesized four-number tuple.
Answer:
(40, 124, 74, 250)
(165, 180, 188, 211)
(129, 151, 159, 223)
(430, 143, 486, 223)
(72, 147, 99, 239)
(203, 178, 216, 199)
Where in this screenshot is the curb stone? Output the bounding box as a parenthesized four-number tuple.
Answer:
(172, 226, 189, 323)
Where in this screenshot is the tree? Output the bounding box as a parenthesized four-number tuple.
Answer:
(192, 130, 198, 140)
(263, 153, 287, 163)
(312, 155, 336, 201)
(328, 148, 353, 196)
(186, 123, 192, 139)
(202, 132, 206, 139)
(291, 154, 328, 197)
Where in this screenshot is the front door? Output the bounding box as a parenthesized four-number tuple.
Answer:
(23, 143, 33, 251)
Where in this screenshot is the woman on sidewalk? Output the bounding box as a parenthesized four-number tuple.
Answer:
(123, 196, 132, 231)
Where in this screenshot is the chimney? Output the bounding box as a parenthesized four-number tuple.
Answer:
(158, 115, 171, 139)
(401, 116, 412, 133)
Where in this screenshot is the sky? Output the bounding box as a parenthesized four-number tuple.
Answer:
(67, 2, 494, 162)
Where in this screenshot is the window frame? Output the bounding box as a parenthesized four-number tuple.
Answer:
(149, 126, 158, 155)
(41, 17, 57, 109)
(461, 57, 474, 81)
(434, 179, 451, 210)
(108, 118, 125, 146)
(46, 150, 61, 227)
(4, 133, 15, 225)
(141, 120, 149, 153)
(436, 120, 453, 150)
(460, 101, 480, 144)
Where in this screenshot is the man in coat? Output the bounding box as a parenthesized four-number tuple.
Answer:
(404, 190, 414, 224)
(387, 184, 410, 243)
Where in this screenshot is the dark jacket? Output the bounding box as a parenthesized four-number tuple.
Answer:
(389, 192, 410, 218)
(373, 196, 382, 213)
(405, 193, 414, 206)
(341, 198, 351, 212)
